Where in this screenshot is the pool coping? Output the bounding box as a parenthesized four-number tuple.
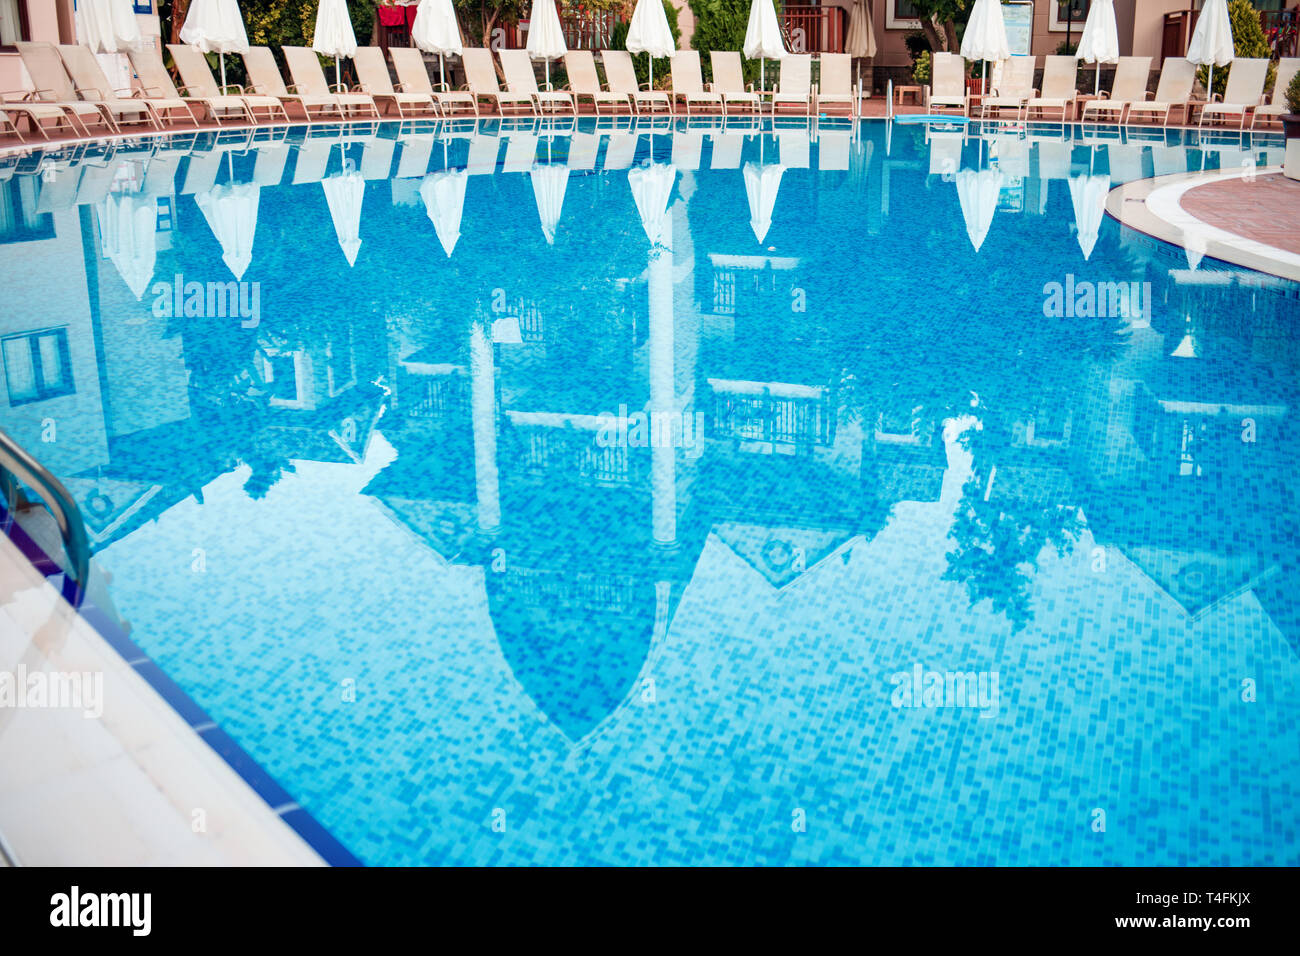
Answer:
(1105, 166, 1300, 283)
(0, 505, 364, 867)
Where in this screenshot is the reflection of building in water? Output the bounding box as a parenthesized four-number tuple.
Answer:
(0, 137, 388, 554)
(1068, 284, 1299, 633)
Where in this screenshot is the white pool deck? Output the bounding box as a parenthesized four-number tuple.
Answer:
(0, 531, 324, 866)
(1107, 165, 1300, 282)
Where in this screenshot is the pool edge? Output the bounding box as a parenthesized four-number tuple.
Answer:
(0, 505, 365, 868)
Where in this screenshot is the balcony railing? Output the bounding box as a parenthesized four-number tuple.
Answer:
(502, 12, 621, 51)
(1262, 10, 1298, 59)
(782, 5, 847, 55)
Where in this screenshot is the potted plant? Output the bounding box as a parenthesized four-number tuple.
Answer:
(1282, 69, 1300, 140)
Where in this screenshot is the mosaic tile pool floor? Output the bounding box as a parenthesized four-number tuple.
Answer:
(0, 118, 1296, 864)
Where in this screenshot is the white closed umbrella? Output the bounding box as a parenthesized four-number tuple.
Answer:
(530, 164, 568, 244)
(1067, 173, 1110, 260)
(96, 192, 157, 300)
(77, 0, 145, 53)
(525, 0, 567, 89)
(419, 169, 467, 257)
(321, 164, 364, 267)
(313, 0, 358, 90)
(411, 0, 463, 91)
(196, 182, 260, 281)
(845, 0, 877, 95)
(629, 162, 676, 251)
(626, 0, 675, 91)
(960, 0, 1009, 93)
(1187, 0, 1234, 100)
(955, 168, 1002, 253)
(179, 0, 250, 93)
(743, 160, 785, 245)
(743, 0, 786, 93)
(1076, 0, 1120, 96)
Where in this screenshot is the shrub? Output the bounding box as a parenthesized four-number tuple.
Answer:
(1287, 68, 1300, 114)
(913, 50, 931, 85)
(1197, 0, 1272, 100)
(612, 0, 681, 89)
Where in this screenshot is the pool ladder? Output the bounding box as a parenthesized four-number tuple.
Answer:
(0, 427, 90, 605)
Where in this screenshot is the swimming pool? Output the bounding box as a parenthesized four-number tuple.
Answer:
(1, 117, 1297, 865)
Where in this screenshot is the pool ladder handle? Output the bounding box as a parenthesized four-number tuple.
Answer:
(0, 427, 90, 606)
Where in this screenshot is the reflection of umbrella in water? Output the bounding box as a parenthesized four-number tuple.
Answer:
(321, 161, 364, 267)
(96, 191, 157, 300)
(530, 163, 568, 245)
(628, 161, 675, 252)
(955, 167, 1003, 253)
(743, 160, 785, 245)
(419, 169, 467, 257)
(1067, 173, 1110, 260)
(196, 181, 259, 280)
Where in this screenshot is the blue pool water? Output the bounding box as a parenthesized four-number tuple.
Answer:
(1, 118, 1298, 865)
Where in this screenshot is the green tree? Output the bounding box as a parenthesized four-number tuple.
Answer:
(906, 0, 970, 54)
(1197, 0, 1273, 99)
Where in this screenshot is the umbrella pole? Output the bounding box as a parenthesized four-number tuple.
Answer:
(1094, 63, 1100, 97)
(219, 52, 227, 91)
(649, 58, 653, 90)
(439, 54, 445, 91)
(336, 58, 342, 90)
(761, 59, 765, 94)
(1207, 65, 1214, 100)
(546, 59, 550, 90)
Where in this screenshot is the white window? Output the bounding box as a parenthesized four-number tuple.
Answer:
(1049, 0, 1093, 33)
(887, 0, 923, 30)
(0, 0, 27, 48)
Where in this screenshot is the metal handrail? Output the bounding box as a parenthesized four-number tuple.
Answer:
(0, 427, 90, 604)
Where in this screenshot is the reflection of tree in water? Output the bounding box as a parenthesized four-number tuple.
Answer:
(178, 317, 299, 499)
(943, 472, 1085, 632)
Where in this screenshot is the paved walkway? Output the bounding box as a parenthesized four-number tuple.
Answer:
(1179, 173, 1300, 257)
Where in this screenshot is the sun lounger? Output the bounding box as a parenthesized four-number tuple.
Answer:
(565, 50, 631, 114)
(981, 55, 1035, 119)
(771, 54, 813, 116)
(816, 53, 856, 117)
(1080, 56, 1151, 123)
(167, 44, 289, 125)
(499, 49, 575, 115)
(0, 98, 84, 140)
(672, 50, 724, 114)
(924, 52, 969, 115)
(602, 50, 671, 115)
(1200, 57, 1269, 130)
(461, 48, 536, 116)
(1024, 55, 1077, 122)
(282, 46, 380, 119)
(57, 43, 194, 130)
(1124, 57, 1195, 126)
(13, 41, 132, 134)
(353, 46, 438, 118)
(388, 47, 477, 117)
(244, 46, 341, 120)
(129, 45, 238, 126)
(709, 51, 760, 114)
(1257, 57, 1300, 125)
